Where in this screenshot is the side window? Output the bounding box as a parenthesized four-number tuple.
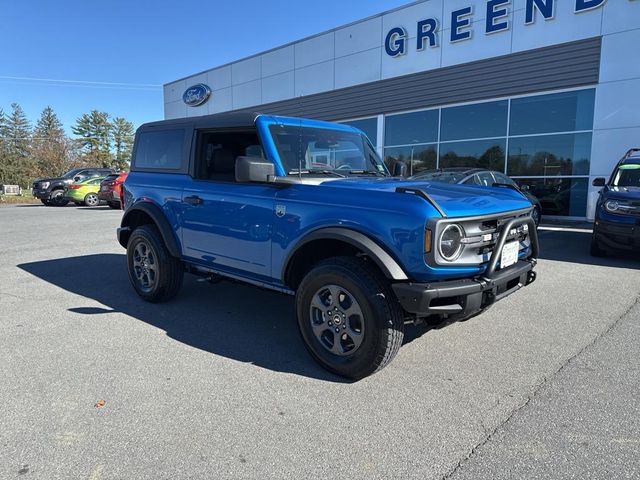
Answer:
(134, 129, 185, 170)
(74, 170, 91, 182)
(195, 130, 263, 182)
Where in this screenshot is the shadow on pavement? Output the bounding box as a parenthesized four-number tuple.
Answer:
(19, 253, 356, 382)
(538, 229, 640, 269)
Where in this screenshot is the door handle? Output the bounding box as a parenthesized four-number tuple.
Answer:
(184, 195, 203, 206)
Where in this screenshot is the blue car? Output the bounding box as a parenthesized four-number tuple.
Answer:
(591, 149, 640, 257)
(117, 113, 538, 379)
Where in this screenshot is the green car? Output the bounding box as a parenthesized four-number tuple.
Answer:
(64, 177, 106, 206)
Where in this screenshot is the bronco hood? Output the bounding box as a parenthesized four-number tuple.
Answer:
(321, 177, 533, 218)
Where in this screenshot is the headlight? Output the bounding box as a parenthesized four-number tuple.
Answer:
(439, 224, 464, 261)
(40, 181, 50, 189)
(604, 200, 621, 212)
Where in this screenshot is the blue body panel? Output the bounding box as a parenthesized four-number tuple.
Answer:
(124, 114, 534, 289)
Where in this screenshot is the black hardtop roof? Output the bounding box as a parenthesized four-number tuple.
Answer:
(138, 111, 261, 131)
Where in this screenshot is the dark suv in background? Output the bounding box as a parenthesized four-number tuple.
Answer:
(32, 167, 115, 206)
(591, 149, 640, 256)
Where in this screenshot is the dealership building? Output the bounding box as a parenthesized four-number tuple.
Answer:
(164, 0, 640, 220)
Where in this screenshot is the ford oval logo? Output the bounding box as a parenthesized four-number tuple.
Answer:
(182, 84, 212, 107)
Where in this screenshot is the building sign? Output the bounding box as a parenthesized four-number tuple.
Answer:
(385, 0, 622, 57)
(183, 84, 212, 107)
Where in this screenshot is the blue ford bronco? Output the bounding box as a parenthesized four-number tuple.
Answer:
(117, 113, 538, 379)
(591, 148, 640, 256)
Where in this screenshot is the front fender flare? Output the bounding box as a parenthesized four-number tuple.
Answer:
(118, 202, 181, 258)
(282, 227, 409, 282)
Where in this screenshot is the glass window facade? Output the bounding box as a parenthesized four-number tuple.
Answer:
(384, 144, 437, 176)
(440, 100, 508, 141)
(510, 90, 595, 135)
(340, 117, 378, 146)
(440, 139, 506, 171)
(508, 133, 592, 177)
(373, 88, 595, 217)
(385, 110, 439, 146)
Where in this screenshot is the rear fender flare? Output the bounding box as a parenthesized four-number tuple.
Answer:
(119, 202, 181, 258)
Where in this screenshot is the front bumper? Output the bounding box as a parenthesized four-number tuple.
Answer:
(392, 260, 536, 318)
(392, 214, 538, 319)
(32, 189, 51, 200)
(594, 218, 640, 251)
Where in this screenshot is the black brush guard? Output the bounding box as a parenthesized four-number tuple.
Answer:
(392, 216, 539, 319)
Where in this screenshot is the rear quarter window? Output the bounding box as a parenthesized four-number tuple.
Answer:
(133, 129, 185, 170)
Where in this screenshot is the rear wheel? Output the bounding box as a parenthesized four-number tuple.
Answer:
(127, 225, 183, 303)
(107, 201, 120, 209)
(296, 256, 404, 380)
(84, 193, 99, 207)
(40, 199, 50, 206)
(49, 189, 69, 207)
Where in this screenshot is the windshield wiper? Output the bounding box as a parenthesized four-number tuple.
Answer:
(347, 169, 387, 177)
(288, 169, 347, 178)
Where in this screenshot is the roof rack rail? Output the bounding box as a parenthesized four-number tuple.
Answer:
(623, 148, 640, 159)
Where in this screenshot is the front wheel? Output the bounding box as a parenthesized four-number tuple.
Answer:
(127, 225, 183, 303)
(49, 189, 69, 207)
(296, 256, 404, 380)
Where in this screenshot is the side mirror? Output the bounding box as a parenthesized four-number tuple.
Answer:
(592, 177, 606, 187)
(520, 184, 530, 192)
(393, 162, 407, 177)
(235, 156, 275, 183)
(73, 176, 81, 182)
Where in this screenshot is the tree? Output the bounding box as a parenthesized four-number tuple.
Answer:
(0, 108, 7, 183)
(31, 106, 69, 178)
(111, 117, 134, 170)
(1, 103, 33, 186)
(72, 110, 112, 167)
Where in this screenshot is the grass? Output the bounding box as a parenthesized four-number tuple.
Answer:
(0, 194, 41, 205)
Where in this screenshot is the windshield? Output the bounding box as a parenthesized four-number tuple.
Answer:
(612, 164, 640, 187)
(410, 170, 468, 184)
(62, 168, 83, 178)
(269, 124, 388, 176)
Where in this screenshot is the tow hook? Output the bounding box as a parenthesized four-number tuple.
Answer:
(526, 270, 537, 285)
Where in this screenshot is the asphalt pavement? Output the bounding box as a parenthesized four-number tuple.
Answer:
(0, 205, 639, 479)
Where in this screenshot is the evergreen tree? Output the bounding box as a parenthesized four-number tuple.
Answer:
(0, 108, 7, 183)
(32, 106, 68, 178)
(3, 103, 33, 186)
(72, 110, 113, 167)
(111, 117, 134, 170)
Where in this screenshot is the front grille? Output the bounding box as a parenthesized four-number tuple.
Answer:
(427, 208, 533, 266)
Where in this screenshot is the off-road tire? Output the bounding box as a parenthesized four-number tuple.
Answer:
(40, 199, 50, 206)
(296, 256, 404, 380)
(127, 224, 183, 303)
(49, 189, 69, 207)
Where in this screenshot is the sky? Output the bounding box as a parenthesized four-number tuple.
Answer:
(0, 0, 410, 133)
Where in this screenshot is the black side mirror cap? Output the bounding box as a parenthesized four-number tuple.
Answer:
(592, 177, 606, 187)
(519, 184, 530, 192)
(235, 156, 275, 183)
(393, 162, 407, 177)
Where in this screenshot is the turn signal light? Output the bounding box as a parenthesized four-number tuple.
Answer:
(424, 228, 432, 253)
